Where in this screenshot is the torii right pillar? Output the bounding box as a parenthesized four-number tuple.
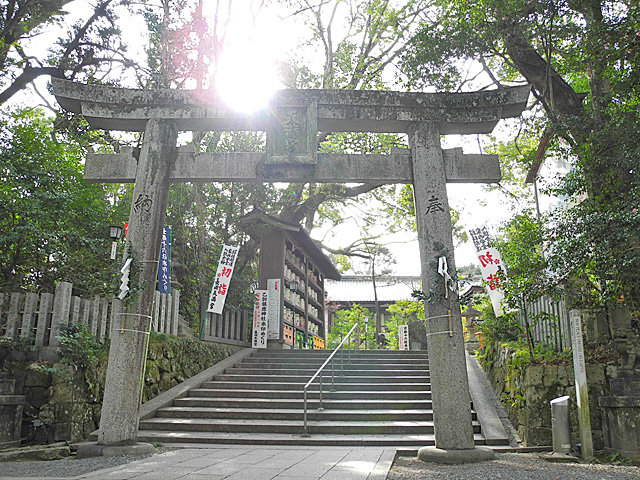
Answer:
(410, 121, 495, 463)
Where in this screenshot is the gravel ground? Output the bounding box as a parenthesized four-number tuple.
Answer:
(0, 451, 160, 478)
(388, 452, 639, 480)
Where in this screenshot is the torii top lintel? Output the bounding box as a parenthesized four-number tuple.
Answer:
(52, 78, 530, 136)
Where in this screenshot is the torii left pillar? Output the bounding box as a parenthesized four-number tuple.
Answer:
(94, 119, 178, 451)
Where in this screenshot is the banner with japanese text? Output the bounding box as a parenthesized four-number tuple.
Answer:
(468, 225, 506, 316)
(398, 325, 409, 350)
(252, 290, 269, 348)
(157, 226, 171, 294)
(267, 279, 281, 340)
(206, 244, 240, 314)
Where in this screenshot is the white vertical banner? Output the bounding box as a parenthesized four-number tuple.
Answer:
(252, 290, 269, 348)
(398, 325, 409, 350)
(207, 244, 239, 314)
(468, 225, 506, 316)
(267, 279, 281, 340)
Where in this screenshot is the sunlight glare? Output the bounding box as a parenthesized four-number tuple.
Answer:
(216, 30, 284, 113)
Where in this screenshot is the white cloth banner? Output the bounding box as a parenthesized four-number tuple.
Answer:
(207, 244, 239, 314)
(468, 225, 506, 316)
(267, 279, 281, 340)
(398, 325, 409, 350)
(252, 290, 269, 348)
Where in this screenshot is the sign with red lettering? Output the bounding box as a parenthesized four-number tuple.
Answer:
(252, 290, 269, 348)
(468, 225, 505, 316)
(207, 244, 239, 314)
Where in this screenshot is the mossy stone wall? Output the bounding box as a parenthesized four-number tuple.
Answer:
(480, 341, 615, 449)
(7, 338, 242, 444)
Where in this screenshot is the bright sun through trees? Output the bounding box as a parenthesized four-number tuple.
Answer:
(208, 5, 289, 112)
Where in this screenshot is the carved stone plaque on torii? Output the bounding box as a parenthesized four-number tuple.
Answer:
(52, 78, 529, 458)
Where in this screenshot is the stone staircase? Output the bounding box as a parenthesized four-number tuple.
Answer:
(136, 349, 489, 446)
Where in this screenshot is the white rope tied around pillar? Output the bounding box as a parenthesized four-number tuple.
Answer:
(424, 313, 459, 337)
(424, 314, 459, 321)
(118, 328, 150, 335)
(115, 313, 153, 335)
(426, 330, 457, 336)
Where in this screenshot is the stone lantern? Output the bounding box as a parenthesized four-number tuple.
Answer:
(462, 307, 481, 353)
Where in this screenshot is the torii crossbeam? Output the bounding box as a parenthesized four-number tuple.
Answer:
(53, 78, 529, 460)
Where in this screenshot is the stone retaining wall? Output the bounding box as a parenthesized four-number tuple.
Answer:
(6, 337, 242, 444)
(480, 341, 615, 450)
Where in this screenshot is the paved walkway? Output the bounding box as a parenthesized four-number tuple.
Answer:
(3, 446, 395, 480)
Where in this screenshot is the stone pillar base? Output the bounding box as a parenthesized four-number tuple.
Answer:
(76, 441, 156, 458)
(599, 395, 640, 462)
(417, 446, 495, 464)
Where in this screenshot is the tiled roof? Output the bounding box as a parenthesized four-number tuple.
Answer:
(325, 276, 422, 303)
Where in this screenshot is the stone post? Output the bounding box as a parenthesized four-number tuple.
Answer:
(410, 122, 493, 463)
(97, 118, 178, 447)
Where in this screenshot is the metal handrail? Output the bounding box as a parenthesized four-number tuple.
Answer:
(302, 323, 359, 436)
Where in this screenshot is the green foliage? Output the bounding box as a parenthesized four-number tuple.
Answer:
(494, 210, 560, 309)
(401, 1, 640, 313)
(0, 108, 120, 295)
(386, 300, 425, 349)
(327, 304, 373, 349)
(57, 323, 108, 369)
(0, 335, 36, 353)
(473, 293, 522, 343)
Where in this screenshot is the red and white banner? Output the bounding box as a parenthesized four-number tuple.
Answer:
(468, 225, 506, 316)
(252, 290, 269, 348)
(207, 244, 239, 314)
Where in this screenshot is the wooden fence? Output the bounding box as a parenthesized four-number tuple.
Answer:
(516, 295, 572, 351)
(200, 308, 251, 347)
(0, 282, 180, 358)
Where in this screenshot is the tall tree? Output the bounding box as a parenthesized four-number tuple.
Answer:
(0, 0, 133, 105)
(402, 1, 640, 310)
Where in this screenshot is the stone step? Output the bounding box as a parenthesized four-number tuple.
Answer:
(173, 397, 433, 410)
(226, 367, 430, 377)
(188, 388, 431, 400)
(200, 381, 431, 391)
(252, 350, 428, 356)
(135, 430, 491, 447)
(213, 374, 431, 384)
(138, 417, 483, 435)
(241, 356, 429, 365)
(250, 350, 429, 362)
(154, 406, 440, 422)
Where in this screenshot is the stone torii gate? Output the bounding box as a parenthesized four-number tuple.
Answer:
(53, 78, 529, 461)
